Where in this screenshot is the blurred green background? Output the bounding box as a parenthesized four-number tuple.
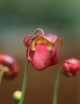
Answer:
(0, 0, 80, 104)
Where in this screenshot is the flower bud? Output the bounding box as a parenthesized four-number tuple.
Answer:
(62, 58, 80, 76)
(13, 91, 22, 102)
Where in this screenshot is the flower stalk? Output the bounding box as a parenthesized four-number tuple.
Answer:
(34, 28, 44, 35)
(19, 60, 29, 104)
(0, 64, 9, 85)
(0, 69, 4, 85)
(53, 68, 61, 104)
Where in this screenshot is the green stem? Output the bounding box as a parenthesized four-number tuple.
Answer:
(19, 60, 29, 104)
(53, 68, 61, 104)
(34, 28, 44, 35)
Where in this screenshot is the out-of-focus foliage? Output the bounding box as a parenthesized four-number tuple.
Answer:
(0, 0, 80, 26)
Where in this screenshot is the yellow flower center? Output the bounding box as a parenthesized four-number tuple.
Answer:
(30, 36, 53, 52)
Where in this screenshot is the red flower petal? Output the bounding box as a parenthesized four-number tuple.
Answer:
(26, 48, 35, 62)
(0, 54, 18, 78)
(32, 44, 51, 71)
(50, 44, 59, 65)
(57, 37, 62, 47)
(64, 58, 80, 64)
(24, 33, 62, 49)
(62, 58, 80, 76)
(24, 35, 36, 47)
(37, 33, 58, 44)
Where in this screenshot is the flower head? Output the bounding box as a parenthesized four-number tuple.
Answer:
(0, 54, 19, 78)
(24, 28, 62, 71)
(62, 58, 80, 76)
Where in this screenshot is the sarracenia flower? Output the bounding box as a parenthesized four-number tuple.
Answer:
(24, 28, 62, 71)
(0, 54, 19, 78)
(62, 58, 80, 76)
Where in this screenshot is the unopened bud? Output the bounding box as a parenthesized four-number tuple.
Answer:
(13, 91, 22, 102)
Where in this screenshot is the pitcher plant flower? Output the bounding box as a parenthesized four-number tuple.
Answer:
(62, 58, 80, 76)
(19, 28, 62, 104)
(0, 54, 19, 79)
(52, 58, 80, 104)
(24, 28, 62, 70)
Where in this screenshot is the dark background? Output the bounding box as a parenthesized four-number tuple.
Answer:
(0, 0, 80, 104)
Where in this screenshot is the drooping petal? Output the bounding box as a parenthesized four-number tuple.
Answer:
(57, 37, 62, 47)
(26, 48, 35, 62)
(24, 33, 62, 49)
(36, 34, 62, 47)
(64, 58, 80, 64)
(50, 44, 59, 65)
(30, 36, 53, 51)
(37, 33, 58, 44)
(0, 54, 18, 77)
(32, 44, 51, 71)
(24, 35, 36, 48)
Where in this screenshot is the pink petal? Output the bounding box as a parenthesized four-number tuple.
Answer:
(50, 44, 59, 65)
(62, 61, 80, 76)
(24, 35, 36, 47)
(37, 34, 62, 47)
(24, 33, 62, 48)
(0, 54, 18, 77)
(62, 63, 70, 72)
(37, 33, 58, 44)
(32, 44, 51, 71)
(26, 48, 35, 62)
(64, 58, 80, 64)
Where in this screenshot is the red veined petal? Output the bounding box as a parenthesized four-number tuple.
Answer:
(32, 44, 51, 71)
(50, 44, 59, 65)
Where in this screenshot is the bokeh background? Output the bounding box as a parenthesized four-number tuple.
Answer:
(0, 0, 80, 104)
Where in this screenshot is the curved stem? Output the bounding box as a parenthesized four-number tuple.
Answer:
(19, 60, 29, 104)
(53, 68, 61, 104)
(34, 28, 44, 35)
(0, 64, 6, 86)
